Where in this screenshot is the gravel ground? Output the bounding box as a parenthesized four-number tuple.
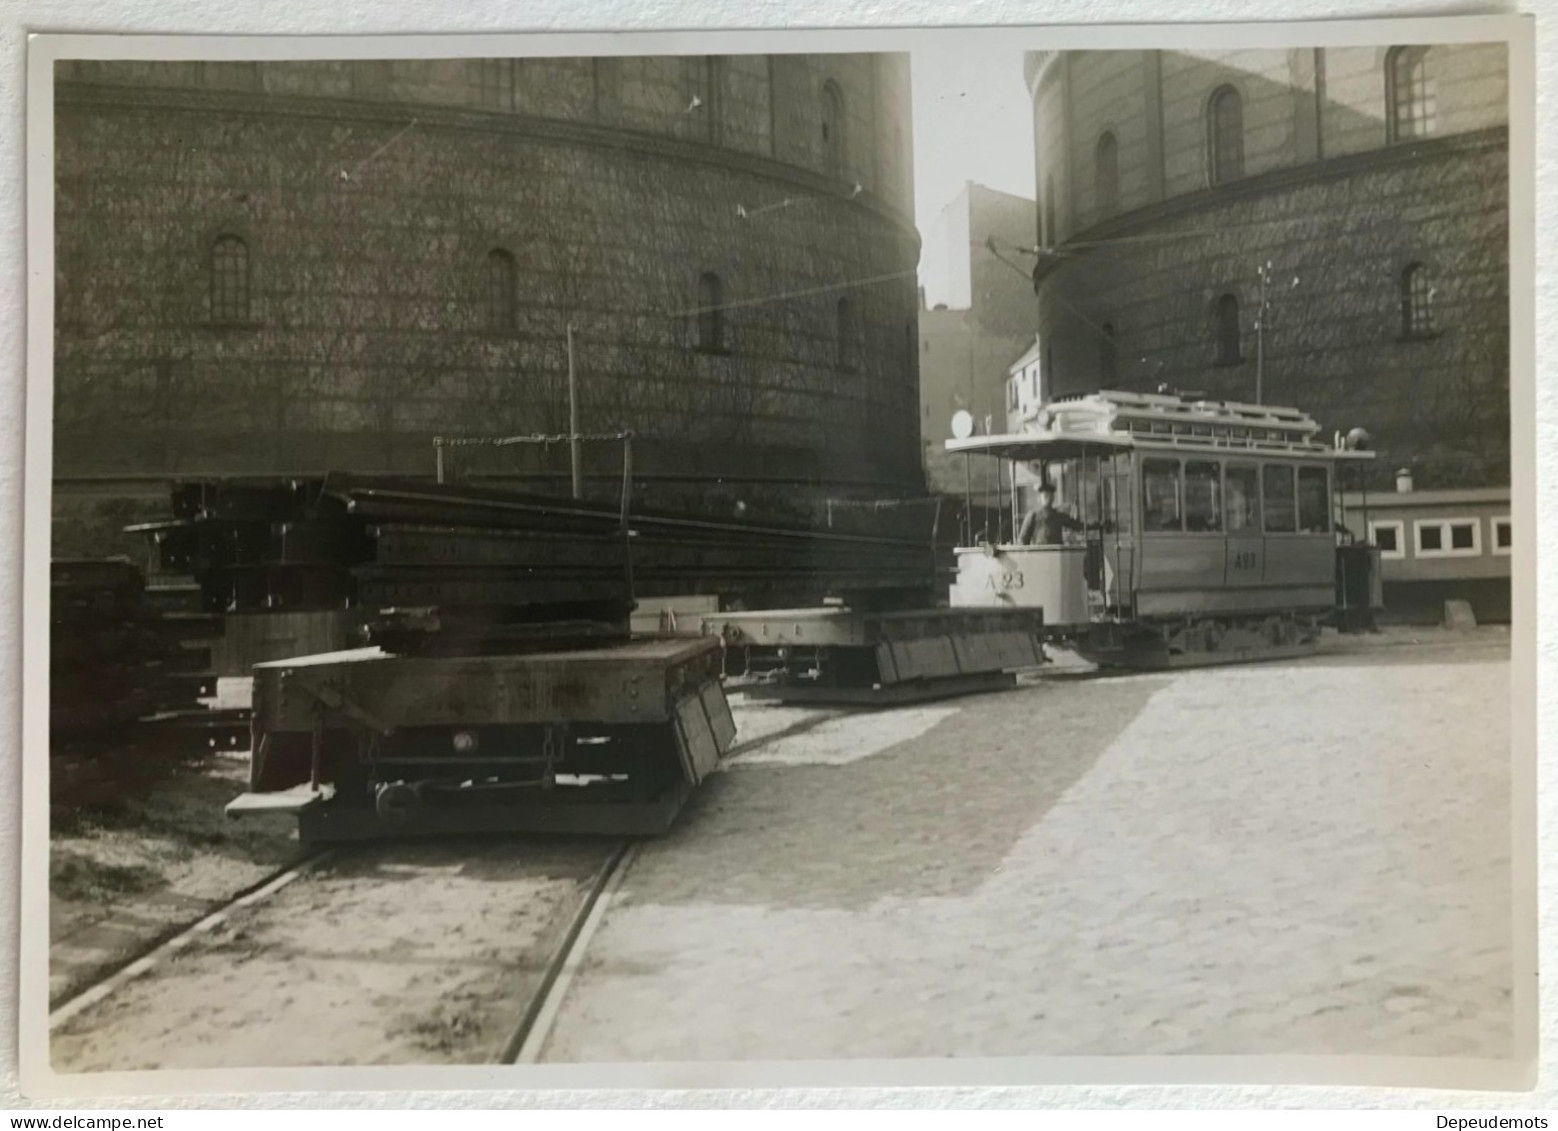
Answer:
(540, 635, 1512, 1061)
(49, 752, 302, 1007)
(50, 838, 615, 1072)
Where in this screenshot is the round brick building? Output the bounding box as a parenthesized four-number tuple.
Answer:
(1025, 46, 1509, 488)
(53, 54, 921, 545)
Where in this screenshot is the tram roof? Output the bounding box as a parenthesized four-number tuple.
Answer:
(946, 389, 1375, 462)
(945, 432, 1133, 461)
(945, 431, 1374, 462)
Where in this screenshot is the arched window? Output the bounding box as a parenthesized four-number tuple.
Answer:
(697, 272, 724, 351)
(1100, 322, 1118, 383)
(1043, 174, 1057, 247)
(1214, 293, 1242, 364)
(1095, 132, 1120, 219)
(1387, 47, 1435, 142)
(473, 59, 516, 110)
(485, 248, 516, 332)
(707, 56, 722, 144)
(836, 296, 857, 371)
(1208, 85, 1245, 185)
(820, 80, 845, 179)
(1401, 262, 1435, 337)
(210, 235, 250, 324)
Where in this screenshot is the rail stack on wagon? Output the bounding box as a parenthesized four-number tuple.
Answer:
(123, 467, 1050, 842)
(49, 559, 239, 810)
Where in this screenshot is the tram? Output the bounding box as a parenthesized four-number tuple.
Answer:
(946, 389, 1377, 668)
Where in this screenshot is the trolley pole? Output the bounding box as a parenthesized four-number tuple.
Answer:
(567, 322, 581, 499)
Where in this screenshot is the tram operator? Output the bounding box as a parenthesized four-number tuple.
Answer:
(1018, 485, 1085, 546)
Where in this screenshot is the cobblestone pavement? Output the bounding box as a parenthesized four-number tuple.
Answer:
(542, 638, 1512, 1061)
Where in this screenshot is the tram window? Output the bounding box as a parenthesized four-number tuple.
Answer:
(1450, 523, 1475, 550)
(1142, 459, 1182, 532)
(1262, 465, 1297, 533)
(1103, 462, 1133, 534)
(1225, 465, 1259, 531)
(1493, 517, 1512, 555)
(1297, 467, 1330, 533)
(1184, 461, 1222, 532)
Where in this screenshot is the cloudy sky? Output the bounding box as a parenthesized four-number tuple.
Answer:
(911, 46, 1035, 303)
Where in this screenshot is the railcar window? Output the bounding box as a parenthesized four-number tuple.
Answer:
(1414, 519, 1482, 556)
(1184, 461, 1222, 532)
(1262, 465, 1297, 533)
(1142, 459, 1182, 532)
(1493, 518, 1512, 554)
(1297, 467, 1331, 533)
(1225, 465, 1259, 531)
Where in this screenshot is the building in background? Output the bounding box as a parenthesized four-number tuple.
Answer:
(917, 182, 1039, 499)
(1026, 46, 1509, 490)
(1003, 335, 1046, 433)
(54, 55, 922, 552)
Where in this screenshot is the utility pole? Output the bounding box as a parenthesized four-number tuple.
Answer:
(567, 322, 581, 499)
(1255, 260, 1271, 406)
(1253, 261, 1298, 408)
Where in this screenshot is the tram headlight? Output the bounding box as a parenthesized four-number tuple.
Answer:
(452, 730, 479, 753)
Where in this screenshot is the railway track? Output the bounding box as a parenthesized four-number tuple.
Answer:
(49, 848, 334, 1025)
(498, 840, 636, 1064)
(48, 703, 852, 1069)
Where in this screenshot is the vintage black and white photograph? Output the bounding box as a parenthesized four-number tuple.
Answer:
(24, 17, 1535, 1094)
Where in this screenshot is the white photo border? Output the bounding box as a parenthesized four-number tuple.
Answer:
(16, 11, 1542, 1106)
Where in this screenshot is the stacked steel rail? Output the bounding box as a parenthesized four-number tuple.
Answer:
(132, 474, 940, 637)
(132, 472, 942, 841)
(50, 559, 246, 808)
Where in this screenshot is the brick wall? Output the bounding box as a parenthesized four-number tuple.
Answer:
(54, 54, 922, 544)
(1033, 133, 1509, 487)
(1027, 45, 1510, 489)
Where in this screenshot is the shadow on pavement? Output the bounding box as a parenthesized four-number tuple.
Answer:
(629, 677, 1168, 911)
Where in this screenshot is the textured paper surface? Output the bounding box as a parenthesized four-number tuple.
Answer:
(3, 0, 1548, 1109)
